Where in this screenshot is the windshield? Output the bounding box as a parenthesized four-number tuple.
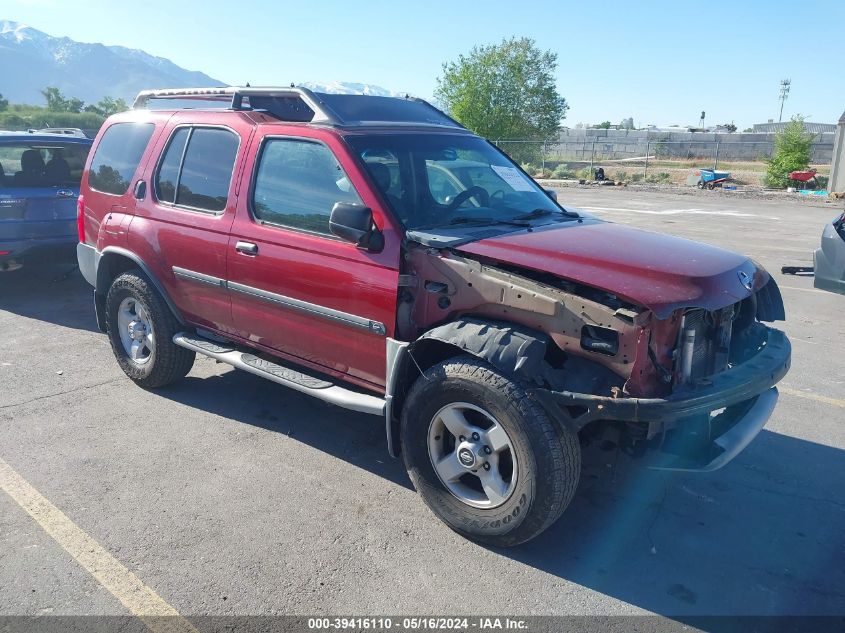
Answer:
(346, 133, 573, 230)
(0, 142, 90, 189)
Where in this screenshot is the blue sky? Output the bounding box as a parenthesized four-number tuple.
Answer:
(6, 0, 845, 128)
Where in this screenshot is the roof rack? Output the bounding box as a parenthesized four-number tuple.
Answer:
(132, 86, 465, 130)
(132, 86, 342, 125)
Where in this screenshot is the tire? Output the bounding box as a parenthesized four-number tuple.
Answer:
(105, 269, 195, 388)
(401, 355, 580, 547)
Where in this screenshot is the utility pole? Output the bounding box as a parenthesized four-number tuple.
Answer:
(778, 79, 791, 122)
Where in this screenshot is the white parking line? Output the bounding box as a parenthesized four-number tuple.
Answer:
(780, 387, 845, 409)
(779, 285, 828, 295)
(578, 205, 780, 219)
(0, 456, 197, 633)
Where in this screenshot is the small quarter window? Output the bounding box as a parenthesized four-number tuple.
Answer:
(252, 139, 361, 235)
(154, 127, 239, 212)
(155, 128, 189, 204)
(88, 123, 155, 195)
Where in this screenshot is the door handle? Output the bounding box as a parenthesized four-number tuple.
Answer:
(235, 241, 259, 255)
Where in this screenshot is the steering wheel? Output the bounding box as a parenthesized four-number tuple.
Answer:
(445, 186, 490, 211)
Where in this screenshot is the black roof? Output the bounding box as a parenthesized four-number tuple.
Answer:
(132, 86, 464, 130)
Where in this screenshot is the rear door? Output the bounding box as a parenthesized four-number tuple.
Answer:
(130, 115, 251, 334)
(227, 128, 401, 390)
(0, 138, 91, 252)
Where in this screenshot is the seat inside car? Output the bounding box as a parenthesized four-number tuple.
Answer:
(45, 150, 71, 184)
(14, 149, 45, 187)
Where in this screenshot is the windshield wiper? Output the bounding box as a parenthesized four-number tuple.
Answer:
(512, 207, 579, 221)
(448, 216, 531, 227)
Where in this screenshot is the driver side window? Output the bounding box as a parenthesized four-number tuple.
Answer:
(252, 138, 362, 236)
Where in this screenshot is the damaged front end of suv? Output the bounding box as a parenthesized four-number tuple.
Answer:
(397, 224, 790, 472)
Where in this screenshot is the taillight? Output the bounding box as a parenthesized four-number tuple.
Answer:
(76, 195, 85, 243)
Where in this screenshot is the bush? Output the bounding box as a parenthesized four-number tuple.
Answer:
(644, 171, 672, 184)
(614, 170, 629, 182)
(533, 168, 552, 179)
(576, 167, 593, 180)
(631, 173, 644, 182)
(0, 109, 104, 131)
(551, 163, 574, 179)
(764, 116, 816, 188)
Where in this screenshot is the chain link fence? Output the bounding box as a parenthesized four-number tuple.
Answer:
(493, 139, 834, 187)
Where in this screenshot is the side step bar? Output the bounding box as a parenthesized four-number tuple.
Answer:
(173, 333, 385, 416)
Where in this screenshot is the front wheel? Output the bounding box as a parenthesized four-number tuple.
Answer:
(105, 270, 195, 388)
(401, 355, 581, 547)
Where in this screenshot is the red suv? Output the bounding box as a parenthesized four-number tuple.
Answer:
(77, 87, 790, 546)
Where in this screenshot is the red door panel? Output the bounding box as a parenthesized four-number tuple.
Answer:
(227, 126, 402, 390)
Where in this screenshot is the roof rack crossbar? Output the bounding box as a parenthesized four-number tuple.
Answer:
(132, 86, 343, 125)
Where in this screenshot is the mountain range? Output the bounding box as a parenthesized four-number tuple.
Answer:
(0, 20, 399, 106)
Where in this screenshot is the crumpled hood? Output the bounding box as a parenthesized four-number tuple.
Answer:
(456, 220, 767, 318)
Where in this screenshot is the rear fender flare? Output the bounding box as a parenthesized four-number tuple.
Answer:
(95, 247, 185, 326)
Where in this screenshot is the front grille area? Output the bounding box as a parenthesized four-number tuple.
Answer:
(678, 305, 735, 385)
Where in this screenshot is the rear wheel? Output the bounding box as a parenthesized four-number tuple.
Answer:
(401, 355, 580, 547)
(105, 270, 194, 388)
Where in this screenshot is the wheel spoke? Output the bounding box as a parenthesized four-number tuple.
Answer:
(144, 332, 155, 354)
(438, 407, 473, 439)
(479, 469, 508, 506)
(485, 423, 510, 452)
(435, 454, 465, 483)
(129, 340, 143, 361)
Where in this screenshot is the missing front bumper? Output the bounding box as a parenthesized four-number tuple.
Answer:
(532, 328, 791, 472)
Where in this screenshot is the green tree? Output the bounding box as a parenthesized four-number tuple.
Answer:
(0, 93, 8, 112)
(596, 121, 611, 129)
(764, 116, 816, 188)
(40, 86, 85, 113)
(435, 37, 568, 144)
(722, 122, 737, 133)
(41, 86, 67, 111)
(84, 96, 128, 117)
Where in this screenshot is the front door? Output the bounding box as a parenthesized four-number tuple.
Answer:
(227, 131, 400, 390)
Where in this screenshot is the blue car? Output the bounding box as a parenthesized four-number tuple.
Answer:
(0, 133, 93, 271)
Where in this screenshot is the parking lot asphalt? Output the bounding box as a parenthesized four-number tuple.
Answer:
(1, 188, 844, 623)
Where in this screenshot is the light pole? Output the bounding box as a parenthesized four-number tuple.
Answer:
(778, 79, 791, 123)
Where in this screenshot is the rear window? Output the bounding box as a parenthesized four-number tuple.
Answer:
(0, 142, 91, 188)
(88, 123, 155, 195)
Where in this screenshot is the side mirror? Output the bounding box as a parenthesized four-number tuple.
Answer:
(544, 188, 558, 201)
(329, 202, 383, 252)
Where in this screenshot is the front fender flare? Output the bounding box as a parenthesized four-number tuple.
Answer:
(384, 318, 550, 457)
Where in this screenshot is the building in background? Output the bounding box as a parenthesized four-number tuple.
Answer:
(753, 120, 837, 134)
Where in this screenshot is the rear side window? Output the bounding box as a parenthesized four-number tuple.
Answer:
(252, 139, 361, 235)
(88, 123, 155, 195)
(154, 127, 239, 213)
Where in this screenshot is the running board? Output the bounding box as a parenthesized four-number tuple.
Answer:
(173, 333, 385, 416)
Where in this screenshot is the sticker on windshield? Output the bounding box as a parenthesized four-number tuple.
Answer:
(491, 165, 535, 192)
